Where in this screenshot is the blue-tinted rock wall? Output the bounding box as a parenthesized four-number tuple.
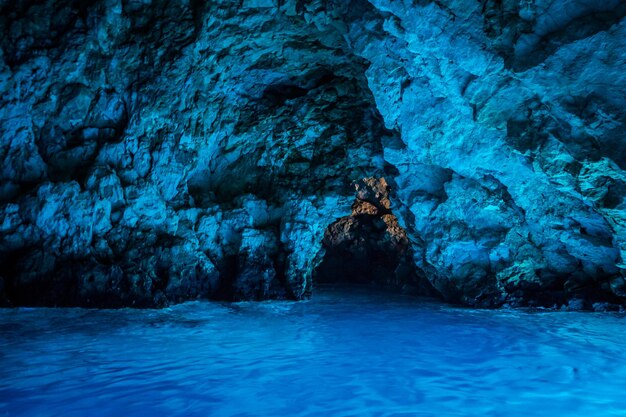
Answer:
(0, 0, 624, 309)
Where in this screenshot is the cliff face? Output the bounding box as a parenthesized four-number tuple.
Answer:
(0, 0, 624, 309)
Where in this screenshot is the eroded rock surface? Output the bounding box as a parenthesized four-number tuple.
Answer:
(315, 178, 436, 296)
(0, 0, 624, 309)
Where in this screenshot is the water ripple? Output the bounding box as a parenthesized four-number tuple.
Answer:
(1, 288, 626, 416)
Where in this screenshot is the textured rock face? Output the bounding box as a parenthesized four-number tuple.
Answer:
(335, 0, 626, 309)
(315, 178, 436, 296)
(0, 0, 625, 309)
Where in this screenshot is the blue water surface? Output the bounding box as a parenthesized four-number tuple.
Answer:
(1, 286, 626, 417)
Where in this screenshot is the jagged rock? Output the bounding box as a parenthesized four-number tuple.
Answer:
(315, 178, 436, 296)
(0, 0, 624, 309)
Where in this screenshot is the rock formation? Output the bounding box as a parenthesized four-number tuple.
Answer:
(0, 0, 624, 309)
(315, 177, 437, 296)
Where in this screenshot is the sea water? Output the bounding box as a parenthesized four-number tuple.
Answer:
(1, 286, 626, 417)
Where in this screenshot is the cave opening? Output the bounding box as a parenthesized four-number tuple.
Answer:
(313, 177, 436, 296)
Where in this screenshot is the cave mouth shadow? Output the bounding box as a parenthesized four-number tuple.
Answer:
(312, 178, 437, 297)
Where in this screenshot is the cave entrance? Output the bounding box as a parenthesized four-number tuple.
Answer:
(313, 178, 434, 295)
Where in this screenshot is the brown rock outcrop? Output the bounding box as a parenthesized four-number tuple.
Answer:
(314, 178, 436, 296)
